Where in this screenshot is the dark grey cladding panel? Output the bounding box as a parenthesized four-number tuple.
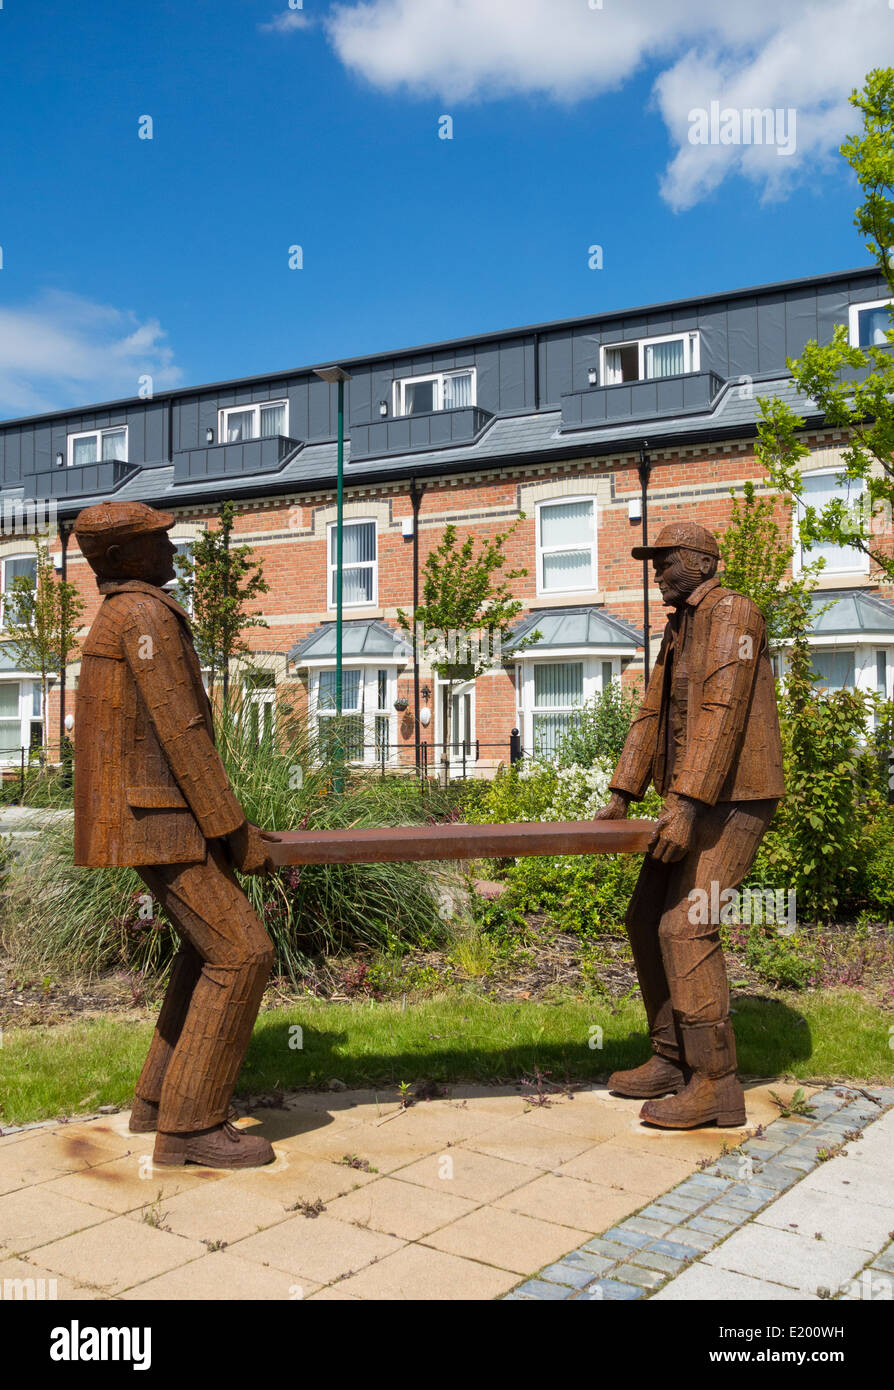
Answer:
(571, 328, 599, 394)
(542, 331, 573, 407)
(758, 292, 786, 372)
(695, 301, 727, 375)
(848, 272, 888, 302)
(817, 284, 850, 344)
(671, 307, 700, 332)
(177, 398, 199, 451)
(349, 406, 493, 461)
(308, 376, 335, 440)
(785, 288, 819, 358)
(726, 298, 758, 382)
(645, 311, 675, 338)
(498, 338, 528, 411)
(173, 435, 300, 484)
(475, 342, 500, 412)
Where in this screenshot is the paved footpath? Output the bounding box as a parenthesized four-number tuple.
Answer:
(0, 1080, 891, 1300)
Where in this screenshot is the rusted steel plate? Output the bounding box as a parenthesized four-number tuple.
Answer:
(261, 818, 655, 867)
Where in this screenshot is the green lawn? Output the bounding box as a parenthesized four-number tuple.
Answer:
(1, 989, 891, 1128)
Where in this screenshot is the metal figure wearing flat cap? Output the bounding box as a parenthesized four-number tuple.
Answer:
(73, 500, 276, 1168)
(596, 522, 784, 1128)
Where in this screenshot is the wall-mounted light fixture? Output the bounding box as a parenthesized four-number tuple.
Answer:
(587, 367, 598, 386)
(379, 401, 388, 417)
(421, 684, 431, 702)
(55, 451, 64, 467)
(206, 427, 214, 444)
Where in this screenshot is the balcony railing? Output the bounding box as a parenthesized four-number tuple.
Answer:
(349, 406, 494, 462)
(560, 370, 726, 431)
(24, 457, 138, 500)
(173, 434, 302, 485)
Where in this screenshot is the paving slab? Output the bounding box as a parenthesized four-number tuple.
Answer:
(324, 1175, 477, 1240)
(34, 1214, 208, 1296)
(654, 1263, 819, 1301)
(330, 1242, 519, 1300)
(232, 1213, 404, 1285)
(703, 1225, 870, 1296)
(422, 1206, 590, 1275)
(119, 1250, 321, 1301)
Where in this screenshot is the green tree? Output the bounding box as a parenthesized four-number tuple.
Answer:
(756, 69, 894, 572)
(2, 538, 84, 758)
(397, 518, 537, 781)
(173, 501, 270, 707)
(718, 480, 823, 646)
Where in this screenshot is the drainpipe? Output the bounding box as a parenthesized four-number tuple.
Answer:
(638, 441, 652, 679)
(58, 521, 70, 768)
(410, 477, 423, 773)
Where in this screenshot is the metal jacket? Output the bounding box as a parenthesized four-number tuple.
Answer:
(610, 577, 785, 806)
(74, 580, 246, 866)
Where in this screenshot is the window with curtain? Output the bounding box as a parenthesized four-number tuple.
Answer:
(538, 499, 596, 592)
(1, 555, 37, 629)
(68, 426, 127, 466)
(532, 661, 583, 757)
(330, 520, 376, 606)
(809, 650, 855, 691)
(795, 472, 867, 575)
(601, 333, 697, 385)
(395, 369, 477, 416)
(644, 337, 685, 379)
(221, 400, 288, 443)
(0, 683, 21, 756)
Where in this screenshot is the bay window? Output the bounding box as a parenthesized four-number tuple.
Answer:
(0, 681, 42, 762)
(532, 661, 584, 757)
(312, 666, 395, 764)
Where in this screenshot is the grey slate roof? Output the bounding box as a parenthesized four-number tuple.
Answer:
(506, 606, 644, 652)
(290, 618, 413, 664)
(808, 589, 894, 636)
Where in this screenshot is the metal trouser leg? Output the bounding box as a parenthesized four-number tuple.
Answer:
(623, 854, 683, 1059)
(657, 799, 778, 1051)
(135, 842, 275, 1134)
(131, 936, 203, 1106)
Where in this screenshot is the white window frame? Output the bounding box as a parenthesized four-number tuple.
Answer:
(164, 541, 194, 616)
(516, 655, 619, 758)
(309, 663, 397, 766)
(0, 678, 43, 764)
(218, 399, 289, 444)
(327, 518, 378, 610)
(392, 367, 477, 417)
(67, 426, 128, 467)
(848, 298, 894, 349)
(535, 496, 598, 597)
(792, 468, 870, 578)
(1, 553, 37, 631)
(599, 331, 700, 385)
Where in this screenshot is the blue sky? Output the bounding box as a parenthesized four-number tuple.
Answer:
(0, 0, 887, 418)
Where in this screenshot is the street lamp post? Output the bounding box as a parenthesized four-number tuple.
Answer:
(314, 365, 352, 790)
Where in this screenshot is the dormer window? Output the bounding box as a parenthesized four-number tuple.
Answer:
(600, 332, 700, 385)
(67, 426, 127, 466)
(393, 368, 476, 417)
(848, 299, 893, 348)
(219, 400, 288, 443)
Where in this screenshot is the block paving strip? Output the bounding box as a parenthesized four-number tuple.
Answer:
(505, 1086, 894, 1301)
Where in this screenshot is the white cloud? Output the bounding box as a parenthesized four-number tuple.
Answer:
(0, 291, 183, 420)
(259, 9, 311, 34)
(322, 0, 891, 209)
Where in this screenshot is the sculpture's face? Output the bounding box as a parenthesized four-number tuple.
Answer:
(96, 530, 177, 587)
(653, 547, 714, 607)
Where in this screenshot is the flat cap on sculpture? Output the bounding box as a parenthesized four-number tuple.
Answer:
(631, 521, 720, 561)
(73, 500, 176, 557)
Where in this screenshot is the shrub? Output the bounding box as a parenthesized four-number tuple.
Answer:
(554, 683, 640, 767)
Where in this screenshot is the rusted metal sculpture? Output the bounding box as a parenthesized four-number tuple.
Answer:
(596, 522, 784, 1129)
(73, 501, 276, 1169)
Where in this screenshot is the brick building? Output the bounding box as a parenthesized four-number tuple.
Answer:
(1, 264, 892, 775)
